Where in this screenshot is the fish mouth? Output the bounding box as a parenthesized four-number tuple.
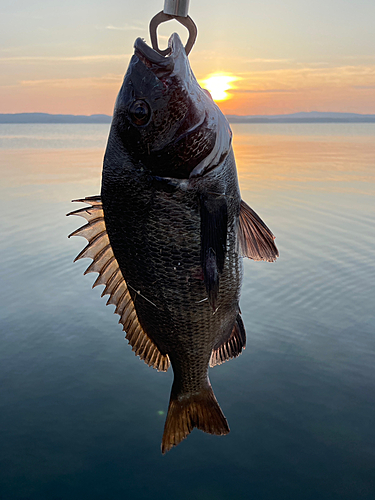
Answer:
(134, 37, 174, 75)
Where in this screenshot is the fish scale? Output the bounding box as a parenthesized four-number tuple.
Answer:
(69, 32, 278, 453)
(103, 142, 243, 428)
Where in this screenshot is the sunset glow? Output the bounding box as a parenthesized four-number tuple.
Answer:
(0, 0, 374, 115)
(200, 75, 238, 102)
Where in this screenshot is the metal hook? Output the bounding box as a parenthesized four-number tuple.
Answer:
(149, 11, 198, 57)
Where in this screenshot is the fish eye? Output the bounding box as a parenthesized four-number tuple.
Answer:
(129, 100, 151, 126)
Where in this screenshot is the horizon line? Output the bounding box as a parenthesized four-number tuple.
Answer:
(1, 111, 375, 125)
(1, 111, 375, 117)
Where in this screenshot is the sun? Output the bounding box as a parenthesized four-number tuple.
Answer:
(200, 74, 237, 101)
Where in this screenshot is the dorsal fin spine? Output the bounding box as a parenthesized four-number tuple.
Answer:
(103, 273, 122, 299)
(117, 297, 132, 318)
(73, 231, 109, 262)
(107, 282, 126, 306)
(84, 245, 111, 275)
(92, 257, 116, 288)
(115, 291, 128, 315)
(121, 307, 136, 329)
(102, 270, 120, 297)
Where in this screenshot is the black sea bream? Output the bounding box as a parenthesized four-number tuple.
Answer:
(68, 33, 278, 453)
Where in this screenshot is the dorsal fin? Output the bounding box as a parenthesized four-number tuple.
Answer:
(210, 313, 246, 367)
(238, 200, 279, 262)
(67, 196, 170, 372)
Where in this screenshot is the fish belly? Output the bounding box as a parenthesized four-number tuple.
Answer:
(101, 152, 242, 393)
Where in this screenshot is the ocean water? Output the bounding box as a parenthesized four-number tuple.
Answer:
(0, 123, 374, 499)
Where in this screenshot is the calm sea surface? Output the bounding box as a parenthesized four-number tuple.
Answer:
(0, 123, 374, 499)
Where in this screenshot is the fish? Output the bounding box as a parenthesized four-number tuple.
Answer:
(68, 33, 278, 453)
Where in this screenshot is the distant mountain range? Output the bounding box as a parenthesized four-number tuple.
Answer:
(0, 113, 112, 124)
(1, 112, 375, 124)
(226, 112, 375, 123)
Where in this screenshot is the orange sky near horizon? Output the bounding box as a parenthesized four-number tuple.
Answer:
(1, 0, 375, 116)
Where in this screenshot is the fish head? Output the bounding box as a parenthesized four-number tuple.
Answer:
(110, 33, 231, 179)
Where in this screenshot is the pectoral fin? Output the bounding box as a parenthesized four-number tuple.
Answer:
(67, 196, 170, 372)
(200, 193, 228, 310)
(238, 200, 279, 262)
(210, 313, 246, 367)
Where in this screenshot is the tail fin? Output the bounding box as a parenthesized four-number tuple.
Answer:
(161, 382, 229, 454)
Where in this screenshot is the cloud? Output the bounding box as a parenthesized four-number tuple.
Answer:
(19, 75, 122, 88)
(190, 51, 292, 65)
(237, 64, 375, 87)
(344, 55, 375, 61)
(100, 24, 144, 31)
(244, 58, 293, 64)
(353, 85, 375, 90)
(296, 62, 330, 67)
(0, 55, 129, 63)
(230, 88, 297, 94)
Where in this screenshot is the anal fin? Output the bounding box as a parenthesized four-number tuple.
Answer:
(239, 200, 279, 262)
(210, 313, 246, 367)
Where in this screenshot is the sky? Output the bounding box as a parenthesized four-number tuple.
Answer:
(1, 0, 375, 116)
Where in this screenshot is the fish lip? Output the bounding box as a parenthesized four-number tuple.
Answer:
(134, 37, 174, 73)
